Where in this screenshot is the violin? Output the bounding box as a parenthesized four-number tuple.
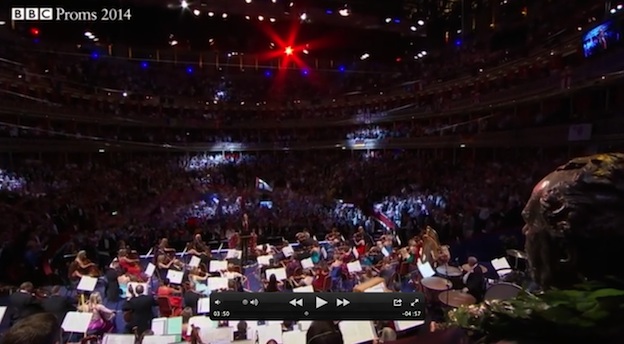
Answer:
(81, 258, 102, 277)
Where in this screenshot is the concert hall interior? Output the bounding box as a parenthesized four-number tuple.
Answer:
(0, 0, 624, 344)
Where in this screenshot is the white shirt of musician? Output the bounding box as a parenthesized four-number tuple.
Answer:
(462, 266, 475, 285)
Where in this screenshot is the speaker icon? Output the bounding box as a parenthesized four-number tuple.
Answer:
(250, 299, 259, 306)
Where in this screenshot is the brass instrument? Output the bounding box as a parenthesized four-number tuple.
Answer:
(420, 226, 442, 264)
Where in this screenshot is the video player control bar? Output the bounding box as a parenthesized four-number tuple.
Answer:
(209, 292, 425, 320)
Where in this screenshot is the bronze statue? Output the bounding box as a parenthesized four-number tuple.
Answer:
(522, 153, 624, 289)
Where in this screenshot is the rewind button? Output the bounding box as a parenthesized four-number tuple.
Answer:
(336, 298, 350, 307)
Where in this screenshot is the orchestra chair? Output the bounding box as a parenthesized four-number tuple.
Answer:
(157, 296, 182, 317)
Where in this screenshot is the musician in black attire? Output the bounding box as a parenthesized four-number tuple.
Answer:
(105, 262, 123, 302)
(9, 282, 40, 324)
(183, 282, 202, 315)
(41, 285, 75, 322)
(461, 256, 485, 301)
(122, 284, 157, 334)
(306, 320, 344, 344)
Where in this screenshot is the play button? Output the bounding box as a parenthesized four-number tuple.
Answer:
(315, 297, 328, 309)
(336, 298, 350, 307)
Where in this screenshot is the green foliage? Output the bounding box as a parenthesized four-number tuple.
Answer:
(446, 284, 624, 342)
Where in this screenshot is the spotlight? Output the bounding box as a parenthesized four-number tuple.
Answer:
(181, 1, 188, 9)
(611, 8, 617, 14)
(385, 18, 391, 23)
(84, 31, 93, 37)
(193, 9, 200, 16)
(285, 46, 293, 55)
(245, 15, 250, 20)
(170, 40, 178, 46)
(360, 53, 369, 60)
(245, 0, 252, 3)
(258, 15, 264, 21)
(618, 5, 623, 10)
(339, 8, 350, 17)
(417, 20, 425, 26)
(222, 13, 228, 18)
(410, 26, 416, 31)
(300, 13, 307, 20)
(208, 11, 214, 16)
(269, 18, 276, 22)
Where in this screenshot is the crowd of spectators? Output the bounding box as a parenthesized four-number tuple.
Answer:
(0, 148, 571, 286)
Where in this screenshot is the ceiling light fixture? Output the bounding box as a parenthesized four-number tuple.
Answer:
(417, 19, 425, 26)
(208, 11, 214, 16)
(193, 9, 200, 16)
(385, 18, 391, 23)
(222, 13, 228, 18)
(300, 13, 307, 20)
(338, 8, 350, 17)
(170, 40, 178, 46)
(258, 15, 264, 21)
(84, 31, 93, 37)
(360, 53, 369, 60)
(245, 15, 250, 20)
(0, 21, 6, 26)
(410, 26, 416, 31)
(181, 1, 188, 9)
(269, 18, 276, 22)
(245, 0, 252, 3)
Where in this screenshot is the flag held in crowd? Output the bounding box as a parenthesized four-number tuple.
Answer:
(256, 177, 273, 192)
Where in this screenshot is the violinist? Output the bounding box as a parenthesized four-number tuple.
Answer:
(325, 228, 341, 245)
(310, 243, 322, 264)
(157, 278, 183, 311)
(183, 281, 203, 315)
(73, 250, 101, 278)
(186, 234, 211, 267)
(157, 238, 184, 270)
(354, 228, 367, 257)
(249, 229, 258, 253)
(9, 282, 40, 324)
(117, 249, 142, 280)
(188, 267, 208, 284)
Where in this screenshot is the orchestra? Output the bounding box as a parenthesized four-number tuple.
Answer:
(9, 217, 519, 342)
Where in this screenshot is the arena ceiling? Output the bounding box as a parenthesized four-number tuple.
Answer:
(0, 0, 477, 59)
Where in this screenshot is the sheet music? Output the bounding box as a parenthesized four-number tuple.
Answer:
(300, 257, 313, 269)
(208, 277, 229, 290)
(257, 255, 272, 266)
(209, 260, 228, 272)
(151, 317, 167, 335)
(352, 247, 359, 259)
(142, 335, 178, 344)
(0, 306, 7, 324)
(189, 256, 201, 268)
(102, 334, 135, 344)
(339, 321, 377, 344)
(166, 270, 184, 284)
(492, 257, 512, 276)
(417, 260, 435, 278)
(61, 311, 91, 333)
(298, 321, 312, 331)
(293, 285, 314, 293)
(381, 247, 390, 257)
(265, 267, 287, 280)
(347, 261, 363, 273)
(197, 297, 211, 314)
(145, 262, 156, 277)
(200, 327, 232, 344)
(77, 276, 98, 292)
(166, 316, 183, 335)
(282, 330, 306, 344)
(257, 324, 283, 344)
(282, 245, 294, 258)
(394, 320, 425, 331)
(364, 283, 386, 293)
(226, 250, 242, 259)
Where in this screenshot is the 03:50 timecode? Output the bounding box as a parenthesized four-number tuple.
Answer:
(212, 310, 231, 317)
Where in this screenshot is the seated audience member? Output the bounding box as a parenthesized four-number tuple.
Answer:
(2, 313, 61, 344)
(264, 274, 283, 292)
(41, 286, 75, 322)
(122, 284, 157, 334)
(462, 256, 485, 301)
(307, 320, 344, 344)
(157, 278, 183, 309)
(9, 282, 40, 324)
(85, 292, 115, 335)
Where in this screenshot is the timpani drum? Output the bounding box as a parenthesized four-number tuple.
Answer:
(461, 264, 488, 274)
(484, 282, 522, 302)
(421, 277, 452, 303)
(436, 265, 462, 286)
(438, 290, 476, 308)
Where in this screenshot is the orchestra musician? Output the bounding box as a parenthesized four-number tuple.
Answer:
(157, 278, 183, 311)
(186, 233, 212, 267)
(73, 250, 101, 278)
(188, 267, 208, 284)
(41, 285, 76, 322)
(461, 256, 486, 301)
(325, 228, 341, 245)
(117, 249, 143, 281)
(156, 238, 184, 271)
(8, 282, 41, 324)
(353, 229, 367, 257)
(183, 281, 203, 315)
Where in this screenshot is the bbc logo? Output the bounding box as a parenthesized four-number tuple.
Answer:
(11, 8, 55, 21)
